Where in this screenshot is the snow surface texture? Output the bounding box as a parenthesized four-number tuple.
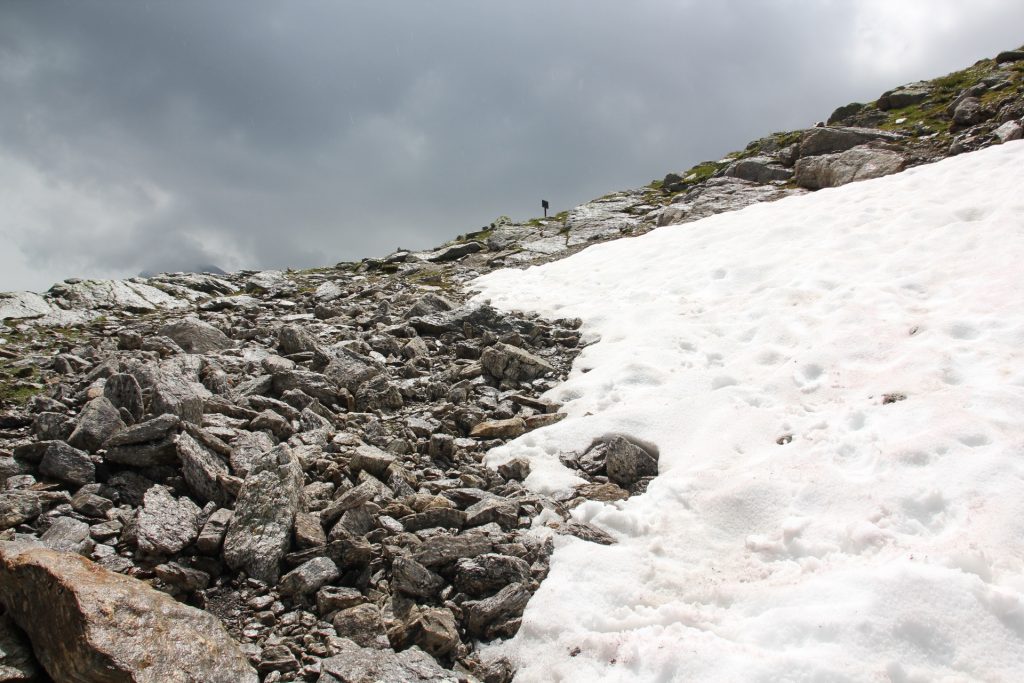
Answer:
(471, 141, 1024, 682)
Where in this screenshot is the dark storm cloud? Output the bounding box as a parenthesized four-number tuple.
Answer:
(2, 0, 1023, 290)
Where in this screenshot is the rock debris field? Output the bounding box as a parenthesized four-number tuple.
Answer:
(0, 46, 1022, 682)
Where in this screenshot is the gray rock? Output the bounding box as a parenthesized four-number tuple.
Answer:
(464, 498, 518, 529)
(428, 241, 484, 263)
(392, 556, 445, 598)
(104, 413, 180, 447)
(133, 485, 201, 556)
(324, 349, 382, 394)
(994, 120, 1023, 143)
(151, 374, 210, 425)
(412, 533, 493, 568)
(46, 278, 187, 314)
(405, 293, 456, 319)
(497, 457, 531, 482)
(0, 542, 258, 682)
(40, 516, 92, 554)
(197, 507, 232, 555)
(104, 437, 179, 467)
(454, 553, 531, 598)
(223, 444, 304, 583)
(877, 84, 930, 110)
(349, 444, 396, 479)
(798, 126, 903, 157)
(279, 556, 339, 597)
(67, 396, 126, 453)
(401, 508, 467, 532)
(0, 613, 41, 681)
(38, 441, 95, 487)
(393, 607, 461, 659)
(463, 582, 531, 639)
(656, 177, 803, 227)
(952, 97, 984, 126)
(154, 561, 211, 592)
(481, 343, 555, 383)
(158, 317, 233, 354)
(794, 146, 907, 190)
(317, 639, 456, 683)
(603, 435, 659, 488)
(723, 157, 792, 183)
(331, 604, 389, 649)
(31, 412, 74, 441)
(103, 372, 144, 422)
(177, 431, 231, 506)
(996, 49, 1024, 64)
(228, 429, 276, 478)
(317, 585, 366, 614)
(0, 291, 52, 321)
(0, 492, 39, 530)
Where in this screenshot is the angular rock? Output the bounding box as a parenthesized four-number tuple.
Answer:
(38, 441, 95, 487)
(279, 556, 339, 597)
(177, 431, 230, 506)
(133, 485, 201, 556)
(294, 511, 327, 548)
(428, 241, 483, 263)
(454, 553, 531, 598)
(723, 157, 792, 183)
(412, 533, 493, 568)
(392, 556, 444, 598)
(465, 498, 518, 529)
(794, 146, 907, 190)
(463, 582, 531, 639)
(40, 516, 92, 554)
(158, 317, 233, 354)
(67, 396, 125, 453)
(102, 373, 145, 423)
(877, 84, 930, 111)
(0, 493, 40, 531)
(994, 120, 1023, 143)
(151, 374, 210, 425)
(952, 96, 984, 126)
(798, 126, 903, 157)
(0, 542, 258, 682)
(470, 417, 526, 440)
(481, 343, 555, 383)
(103, 413, 180, 448)
(394, 607, 461, 659)
(197, 507, 232, 555)
(603, 435, 659, 488)
(223, 444, 304, 583)
(154, 561, 211, 592)
(349, 444, 396, 479)
(331, 604, 389, 649)
(317, 639, 455, 683)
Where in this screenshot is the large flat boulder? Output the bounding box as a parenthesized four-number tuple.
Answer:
(158, 317, 233, 354)
(0, 542, 257, 682)
(794, 146, 907, 190)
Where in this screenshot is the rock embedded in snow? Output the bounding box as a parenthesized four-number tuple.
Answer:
(602, 435, 659, 489)
(0, 542, 257, 682)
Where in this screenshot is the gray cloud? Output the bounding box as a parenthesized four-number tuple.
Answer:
(2, 0, 1023, 291)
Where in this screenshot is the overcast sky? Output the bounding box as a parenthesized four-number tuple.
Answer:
(2, 1, 1023, 292)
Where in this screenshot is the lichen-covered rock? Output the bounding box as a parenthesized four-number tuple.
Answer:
(158, 316, 233, 354)
(67, 396, 125, 453)
(222, 444, 304, 583)
(131, 485, 201, 556)
(0, 542, 257, 683)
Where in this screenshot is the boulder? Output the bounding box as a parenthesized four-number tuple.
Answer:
(176, 431, 231, 506)
(798, 126, 903, 157)
(952, 97, 984, 126)
(723, 157, 792, 183)
(38, 441, 95, 487)
(454, 553, 531, 598)
(994, 120, 1024, 143)
(222, 444, 304, 583)
(158, 317, 233, 354)
(279, 556, 339, 597)
(0, 292, 52, 322)
(102, 373, 145, 423)
(67, 397, 125, 453)
(794, 146, 907, 190)
(150, 375, 210, 425)
(877, 84, 930, 111)
(480, 343, 554, 383)
(427, 241, 483, 263)
(131, 485, 201, 556)
(0, 542, 257, 682)
(317, 639, 455, 683)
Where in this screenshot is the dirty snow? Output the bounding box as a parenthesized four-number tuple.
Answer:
(471, 141, 1024, 682)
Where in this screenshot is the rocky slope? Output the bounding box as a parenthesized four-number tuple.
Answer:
(0, 45, 1021, 682)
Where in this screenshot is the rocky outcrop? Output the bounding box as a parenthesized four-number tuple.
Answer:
(795, 146, 907, 189)
(0, 542, 257, 682)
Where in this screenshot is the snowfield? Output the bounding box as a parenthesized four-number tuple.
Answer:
(471, 141, 1024, 682)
